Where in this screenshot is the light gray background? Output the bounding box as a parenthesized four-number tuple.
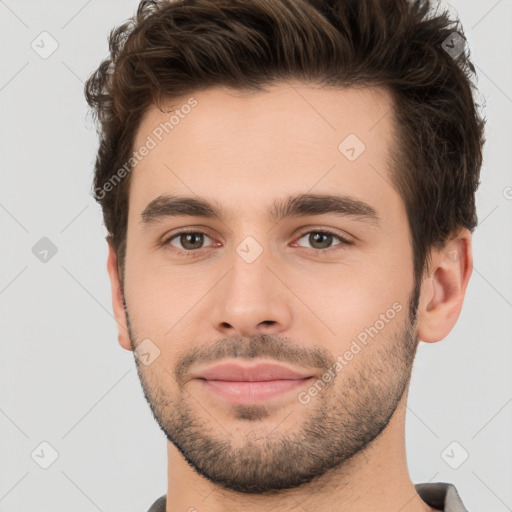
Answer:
(0, 0, 511, 511)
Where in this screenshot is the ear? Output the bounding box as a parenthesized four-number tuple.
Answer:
(416, 228, 473, 343)
(106, 240, 133, 351)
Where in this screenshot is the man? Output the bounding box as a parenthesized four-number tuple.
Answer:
(85, 0, 485, 510)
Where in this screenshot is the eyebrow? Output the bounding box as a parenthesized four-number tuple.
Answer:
(140, 193, 381, 227)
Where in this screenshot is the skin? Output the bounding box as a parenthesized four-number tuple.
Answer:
(106, 81, 472, 512)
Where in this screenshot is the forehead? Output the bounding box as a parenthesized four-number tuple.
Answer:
(129, 82, 401, 225)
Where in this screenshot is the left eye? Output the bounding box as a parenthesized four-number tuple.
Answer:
(294, 230, 351, 251)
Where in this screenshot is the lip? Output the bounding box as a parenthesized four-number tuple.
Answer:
(190, 361, 314, 381)
(190, 361, 315, 404)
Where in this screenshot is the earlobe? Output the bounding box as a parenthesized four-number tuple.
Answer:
(106, 240, 133, 351)
(416, 229, 473, 343)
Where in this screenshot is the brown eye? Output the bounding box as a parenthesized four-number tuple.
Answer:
(167, 232, 213, 252)
(295, 230, 352, 251)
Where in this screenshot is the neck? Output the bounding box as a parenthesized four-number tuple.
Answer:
(164, 395, 437, 512)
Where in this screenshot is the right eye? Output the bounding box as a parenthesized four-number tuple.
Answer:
(164, 231, 217, 255)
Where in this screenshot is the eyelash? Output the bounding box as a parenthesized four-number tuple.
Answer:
(161, 228, 353, 258)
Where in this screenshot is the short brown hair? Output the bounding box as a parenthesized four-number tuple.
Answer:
(85, 0, 485, 290)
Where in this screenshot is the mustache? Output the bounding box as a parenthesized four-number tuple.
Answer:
(173, 334, 334, 388)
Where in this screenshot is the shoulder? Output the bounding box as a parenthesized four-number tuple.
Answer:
(415, 482, 470, 512)
(146, 495, 166, 512)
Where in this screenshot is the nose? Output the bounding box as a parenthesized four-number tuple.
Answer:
(210, 243, 293, 339)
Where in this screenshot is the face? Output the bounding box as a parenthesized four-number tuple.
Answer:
(119, 82, 421, 493)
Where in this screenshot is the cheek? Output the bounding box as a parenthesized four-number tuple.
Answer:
(294, 251, 410, 347)
(125, 257, 218, 347)
(123, 258, 177, 339)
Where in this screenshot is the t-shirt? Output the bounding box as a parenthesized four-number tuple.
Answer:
(146, 482, 469, 511)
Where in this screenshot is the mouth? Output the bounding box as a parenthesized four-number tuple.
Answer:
(189, 361, 316, 404)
